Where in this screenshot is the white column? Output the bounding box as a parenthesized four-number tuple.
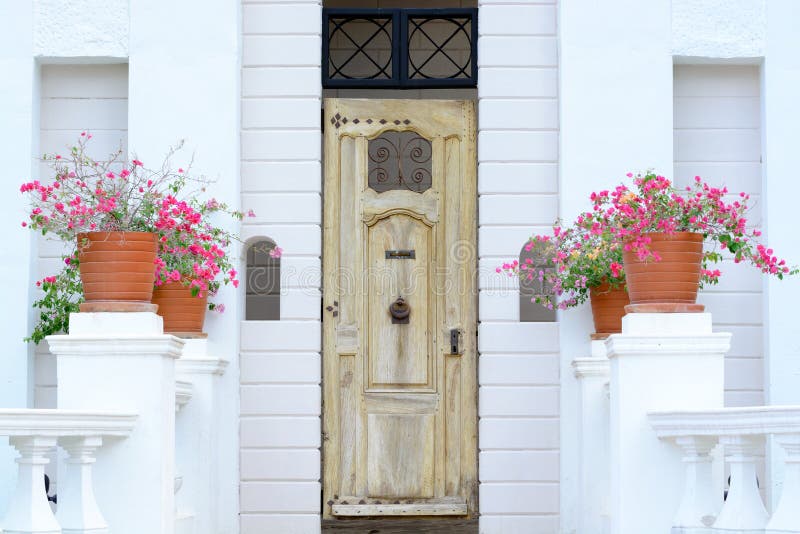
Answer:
(672, 436, 719, 533)
(0, 0, 36, 515)
(175, 339, 228, 534)
(57, 436, 107, 534)
(3, 436, 60, 534)
(605, 314, 729, 534)
(48, 313, 183, 534)
(572, 339, 611, 534)
(714, 435, 769, 531)
(765, 433, 800, 533)
(762, 0, 800, 511)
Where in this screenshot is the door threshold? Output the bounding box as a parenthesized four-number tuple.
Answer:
(322, 517, 478, 533)
(331, 499, 467, 517)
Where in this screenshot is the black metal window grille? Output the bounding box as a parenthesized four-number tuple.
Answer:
(323, 8, 478, 89)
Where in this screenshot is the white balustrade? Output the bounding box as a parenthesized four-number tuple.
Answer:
(766, 433, 800, 533)
(649, 406, 800, 534)
(0, 410, 136, 534)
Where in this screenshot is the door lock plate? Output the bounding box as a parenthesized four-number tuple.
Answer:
(450, 328, 462, 355)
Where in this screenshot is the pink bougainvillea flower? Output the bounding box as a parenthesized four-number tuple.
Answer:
(21, 134, 246, 344)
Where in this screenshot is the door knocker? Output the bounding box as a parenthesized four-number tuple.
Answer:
(389, 296, 410, 324)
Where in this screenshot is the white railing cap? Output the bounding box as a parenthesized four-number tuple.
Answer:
(606, 333, 732, 358)
(649, 405, 800, 438)
(0, 409, 137, 437)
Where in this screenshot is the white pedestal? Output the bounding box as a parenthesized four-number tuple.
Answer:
(48, 313, 183, 534)
(175, 338, 227, 534)
(572, 339, 612, 534)
(605, 314, 729, 534)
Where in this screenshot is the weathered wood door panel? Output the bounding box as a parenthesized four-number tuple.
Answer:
(323, 99, 477, 519)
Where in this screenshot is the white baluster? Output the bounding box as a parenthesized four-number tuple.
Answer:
(2, 436, 61, 534)
(765, 433, 800, 534)
(672, 435, 719, 532)
(56, 436, 108, 534)
(714, 435, 768, 532)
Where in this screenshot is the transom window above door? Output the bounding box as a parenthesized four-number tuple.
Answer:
(323, 8, 478, 89)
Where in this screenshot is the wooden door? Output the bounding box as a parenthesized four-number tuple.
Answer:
(323, 99, 477, 519)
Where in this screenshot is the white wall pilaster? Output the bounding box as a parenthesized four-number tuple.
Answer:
(0, 0, 37, 518)
(762, 0, 800, 512)
(127, 2, 241, 530)
(558, 2, 673, 528)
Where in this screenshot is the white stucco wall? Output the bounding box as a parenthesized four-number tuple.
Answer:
(34, 0, 128, 58)
(672, 0, 765, 59)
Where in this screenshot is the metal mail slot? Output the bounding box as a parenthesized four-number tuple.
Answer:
(385, 249, 416, 259)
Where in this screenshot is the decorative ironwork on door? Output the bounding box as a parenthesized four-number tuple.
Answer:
(323, 8, 478, 89)
(368, 131, 432, 193)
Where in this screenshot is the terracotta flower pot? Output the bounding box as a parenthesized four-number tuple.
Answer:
(77, 231, 158, 310)
(151, 282, 208, 334)
(622, 231, 705, 312)
(589, 283, 630, 336)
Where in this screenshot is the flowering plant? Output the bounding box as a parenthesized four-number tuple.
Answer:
(28, 253, 82, 344)
(21, 133, 176, 238)
(585, 171, 796, 283)
(21, 134, 259, 342)
(499, 216, 625, 311)
(152, 195, 245, 304)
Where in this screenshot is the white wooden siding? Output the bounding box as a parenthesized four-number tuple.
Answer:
(477, 1, 561, 532)
(673, 64, 764, 407)
(35, 63, 129, 411)
(34, 63, 128, 497)
(240, 1, 323, 532)
(240, 1, 562, 530)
